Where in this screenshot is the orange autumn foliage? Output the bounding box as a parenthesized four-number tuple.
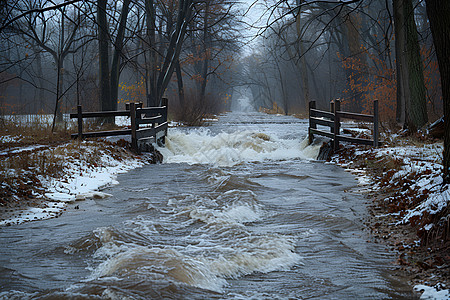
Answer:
(339, 45, 442, 121)
(119, 78, 146, 104)
(338, 49, 396, 120)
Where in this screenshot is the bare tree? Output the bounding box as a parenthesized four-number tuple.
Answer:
(425, 0, 450, 183)
(11, 0, 84, 129)
(393, 0, 428, 131)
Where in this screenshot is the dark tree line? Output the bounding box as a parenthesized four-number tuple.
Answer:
(241, 0, 437, 130)
(236, 0, 447, 181)
(0, 0, 242, 125)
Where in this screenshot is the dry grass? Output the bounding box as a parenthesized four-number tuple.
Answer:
(0, 115, 74, 149)
(0, 139, 136, 207)
(0, 114, 137, 207)
(170, 91, 224, 126)
(259, 102, 285, 115)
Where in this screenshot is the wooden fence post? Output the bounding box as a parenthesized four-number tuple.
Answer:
(77, 105, 83, 140)
(162, 98, 168, 121)
(308, 101, 316, 144)
(130, 102, 138, 153)
(330, 100, 335, 133)
(333, 99, 341, 151)
(161, 97, 168, 145)
(373, 100, 379, 147)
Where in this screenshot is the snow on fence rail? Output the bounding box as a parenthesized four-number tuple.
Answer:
(308, 99, 380, 150)
(70, 99, 168, 153)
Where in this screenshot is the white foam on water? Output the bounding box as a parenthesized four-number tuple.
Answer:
(0, 290, 38, 300)
(188, 203, 261, 225)
(182, 190, 260, 224)
(88, 235, 301, 293)
(204, 234, 302, 279)
(159, 129, 319, 166)
(85, 190, 302, 293)
(89, 245, 228, 292)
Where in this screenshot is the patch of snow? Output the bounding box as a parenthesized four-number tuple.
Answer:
(1, 143, 148, 226)
(414, 284, 450, 300)
(424, 223, 434, 231)
(0, 135, 23, 144)
(342, 142, 448, 226)
(0, 144, 48, 156)
(402, 190, 449, 224)
(0, 202, 65, 226)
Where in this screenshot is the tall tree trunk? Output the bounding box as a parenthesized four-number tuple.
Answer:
(295, 0, 310, 112)
(393, 0, 407, 124)
(158, 0, 193, 104)
(57, 59, 64, 122)
(111, 0, 131, 110)
(51, 57, 62, 131)
(199, 1, 210, 104)
(145, 0, 158, 107)
(340, 6, 366, 112)
(393, 0, 428, 131)
(404, 0, 427, 131)
(425, 0, 450, 183)
(57, 7, 65, 123)
(275, 60, 288, 115)
(33, 45, 45, 112)
(175, 59, 185, 108)
(97, 0, 111, 113)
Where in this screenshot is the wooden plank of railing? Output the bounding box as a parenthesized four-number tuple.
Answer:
(71, 100, 168, 152)
(137, 107, 166, 115)
(336, 111, 374, 122)
(155, 122, 168, 139)
(69, 110, 131, 118)
(308, 100, 381, 150)
(135, 122, 168, 140)
(71, 129, 132, 139)
(310, 117, 334, 128)
(310, 108, 334, 119)
(137, 115, 165, 125)
(309, 128, 334, 139)
(136, 127, 156, 140)
(155, 121, 168, 132)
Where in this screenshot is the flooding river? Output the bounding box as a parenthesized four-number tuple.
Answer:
(0, 112, 416, 299)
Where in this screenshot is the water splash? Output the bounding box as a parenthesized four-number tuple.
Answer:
(159, 128, 320, 166)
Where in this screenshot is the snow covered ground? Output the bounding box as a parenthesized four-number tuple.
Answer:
(355, 143, 446, 227)
(414, 284, 450, 300)
(0, 141, 148, 226)
(331, 140, 449, 300)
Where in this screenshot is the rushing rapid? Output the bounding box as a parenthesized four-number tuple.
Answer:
(0, 112, 415, 299)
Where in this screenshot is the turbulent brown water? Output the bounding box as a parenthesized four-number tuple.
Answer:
(0, 112, 416, 299)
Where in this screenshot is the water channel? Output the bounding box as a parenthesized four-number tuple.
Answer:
(0, 111, 416, 299)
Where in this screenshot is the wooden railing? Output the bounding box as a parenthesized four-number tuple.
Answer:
(308, 99, 380, 151)
(70, 99, 168, 153)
